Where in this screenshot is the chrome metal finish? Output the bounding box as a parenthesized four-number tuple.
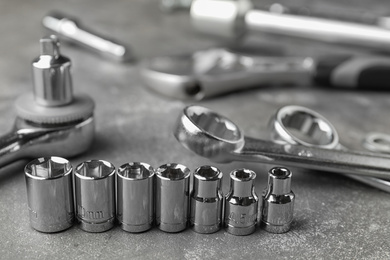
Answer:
(74, 160, 116, 232)
(43, 12, 132, 62)
(155, 163, 190, 233)
(261, 167, 295, 233)
(190, 165, 223, 234)
(267, 3, 390, 30)
(364, 132, 390, 154)
(174, 105, 390, 191)
(0, 36, 95, 168)
(0, 117, 94, 168)
(25, 157, 74, 233)
(270, 106, 390, 191)
(191, 0, 390, 52)
(139, 48, 313, 100)
(32, 35, 72, 107)
(224, 168, 258, 236)
(191, 0, 252, 39)
(117, 162, 155, 233)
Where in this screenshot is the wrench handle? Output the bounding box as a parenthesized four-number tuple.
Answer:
(314, 55, 390, 90)
(233, 137, 390, 180)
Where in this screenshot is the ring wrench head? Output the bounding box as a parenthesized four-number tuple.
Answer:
(174, 105, 244, 163)
(174, 105, 390, 192)
(269, 105, 339, 149)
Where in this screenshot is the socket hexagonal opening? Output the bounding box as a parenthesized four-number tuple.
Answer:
(118, 162, 154, 180)
(157, 163, 190, 180)
(195, 165, 221, 180)
(231, 168, 255, 181)
(270, 167, 291, 179)
(76, 160, 115, 179)
(28, 157, 71, 179)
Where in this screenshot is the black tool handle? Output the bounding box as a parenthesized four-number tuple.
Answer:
(313, 55, 390, 90)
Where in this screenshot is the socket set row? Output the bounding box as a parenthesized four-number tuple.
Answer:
(25, 157, 295, 235)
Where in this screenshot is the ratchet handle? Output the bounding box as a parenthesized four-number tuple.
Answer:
(313, 55, 390, 90)
(0, 130, 26, 168)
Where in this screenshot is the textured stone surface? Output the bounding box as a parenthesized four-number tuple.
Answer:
(0, 0, 390, 259)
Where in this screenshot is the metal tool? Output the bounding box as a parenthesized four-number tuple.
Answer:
(74, 160, 116, 232)
(191, 0, 390, 52)
(224, 168, 258, 236)
(174, 105, 390, 192)
(363, 132, 390, 154)
(43, 12, 132, 62)
(266, 3, 390, 30)
(190, 165, 223, 234)
(139, 48, 390, 100)
(117, 162, 155, 233)
(160, 0, 192, 12)
(155, 163, 190, 233)
(25, 157, 74, 233)
(0, 35, 95, 168)
(261, 167, 295, 234)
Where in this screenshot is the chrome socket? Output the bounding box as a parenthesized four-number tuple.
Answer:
(190, 165, 223, 234)
(24, 157, 74, 233)
(32, 35, 73, 107)
(117, 162, 155, 233)
(156, 163, 190, 233)
(261, 167, 295, 234)
(74, 160, 116, 232)
(225, 168, 258, 236)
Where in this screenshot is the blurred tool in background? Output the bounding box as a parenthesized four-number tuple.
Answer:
(43, 12, 132, 62)
(191, 0, 390, 52)
(138, 0, 390, 100)
(265, 3, 390, 30)
(139, 48, 390, 100)
(160, 0, 390, 30)
(160, 0, 193, 12)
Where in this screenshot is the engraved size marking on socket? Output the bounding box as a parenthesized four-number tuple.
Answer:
(77, 205, 104, 220)
(227, 212, 257, 225)
(263, 207, 293, 224)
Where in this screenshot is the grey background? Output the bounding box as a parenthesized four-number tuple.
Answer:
(0, 0, 390, 259)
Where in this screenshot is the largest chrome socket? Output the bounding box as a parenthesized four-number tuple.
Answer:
(225, 168, 258, 236)
(156, 163, 190, 233)
(74, 160, 116, 232)
(190, 165, 223, 234)
(117, 162, 155, 233)
(25, 157, 74, 233)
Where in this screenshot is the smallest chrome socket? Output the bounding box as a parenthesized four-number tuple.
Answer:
(190, 165, 223, 234)
(117, 162, 155, 233)
(25, 157, 74, 233)
(261, 167, 295, 234)
(74, 160, 116, 232)
(225, 169, 258, 236)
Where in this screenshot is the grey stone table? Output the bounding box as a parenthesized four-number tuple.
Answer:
(0, 0, 389, 259)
